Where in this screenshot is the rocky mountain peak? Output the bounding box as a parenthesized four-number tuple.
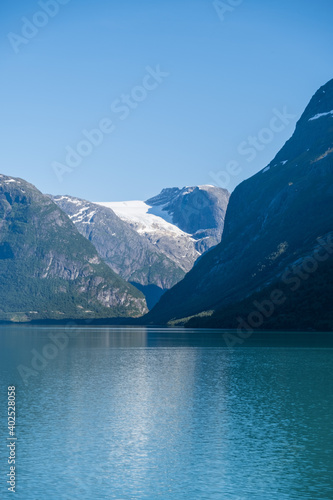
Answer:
(146, 185, 230, 238)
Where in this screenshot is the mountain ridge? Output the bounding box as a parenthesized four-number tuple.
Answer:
(0, 174, 147, 321)
(146, 78, 333, 329)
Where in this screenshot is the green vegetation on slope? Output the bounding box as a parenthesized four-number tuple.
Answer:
(0, 175, 147, 321)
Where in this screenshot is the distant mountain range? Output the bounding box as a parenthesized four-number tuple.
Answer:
(52, 185, 229, 308)
(1, 79, 332, 329)
(147, 78, 333, 331)
(0, 179, 228, 320)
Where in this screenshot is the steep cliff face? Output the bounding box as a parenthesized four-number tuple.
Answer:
(146, 185, 230, 254)
(148, 79, 333, 329)
(0, 175, 147, 321)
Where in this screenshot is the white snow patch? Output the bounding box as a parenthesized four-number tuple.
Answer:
(4, 179, 16, 183)
(69, 206, 88, 220)
(96, 200, 190, 236)
(309, 110, 333, 121)
(148, 203, 174, 224)
(68, 205, 97, 224)
(70, 199, 84, 206)
(57, 196, 83, 206)
(55, 196, 84, 206)
(281, 160, 288, 165)
(262, 166, 270, 173)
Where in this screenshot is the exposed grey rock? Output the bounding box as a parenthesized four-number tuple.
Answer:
(146, 185, 230, 254)
(51, 195, 185, 289)
(52, 185, 230, 308)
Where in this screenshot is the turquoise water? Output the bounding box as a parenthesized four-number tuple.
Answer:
(0, 327, 332, 499)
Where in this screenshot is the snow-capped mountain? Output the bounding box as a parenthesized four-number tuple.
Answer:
(52, 185, 229, 308)
(95, 199, 199, 273)
(146, 185, 229, 248)
(97, 185, 230, 272)
(52, 195, 185, 306)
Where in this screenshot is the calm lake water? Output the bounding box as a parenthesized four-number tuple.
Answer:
(0, 327, 332, 500)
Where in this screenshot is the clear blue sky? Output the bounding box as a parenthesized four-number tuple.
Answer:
(1, 0, 332, 201)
